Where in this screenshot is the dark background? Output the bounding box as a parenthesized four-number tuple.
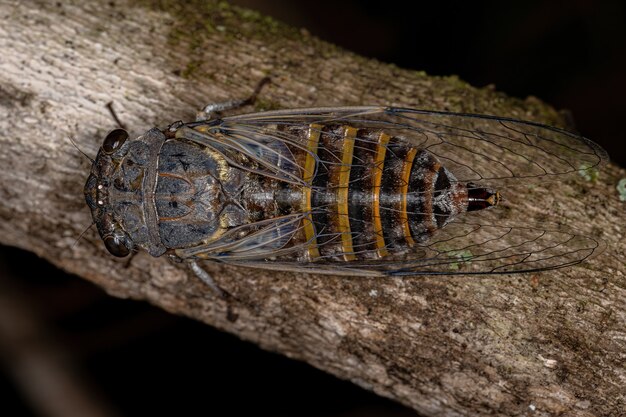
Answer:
(2, 2, 624, 417)
(234, 0, 625, 166)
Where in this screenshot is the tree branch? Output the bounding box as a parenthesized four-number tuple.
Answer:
(1, 1, 624, 415)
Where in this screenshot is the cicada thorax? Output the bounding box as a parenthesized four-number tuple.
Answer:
(153, 138, 227, 249)
(154, 136, 295, 251)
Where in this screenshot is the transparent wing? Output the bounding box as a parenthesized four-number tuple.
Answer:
(176, 125, 307, 186)
(175, 213, 308, 261)
(177, 107, 606, 275)
(327, 220, 603, 276)
(210, 217, 604, 276)
(219, 106, 607, 185)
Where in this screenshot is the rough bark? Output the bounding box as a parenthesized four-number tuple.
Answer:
(1, 1, 625, 416)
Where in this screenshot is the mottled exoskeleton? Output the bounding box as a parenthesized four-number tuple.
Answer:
(84, 95, 606, 290)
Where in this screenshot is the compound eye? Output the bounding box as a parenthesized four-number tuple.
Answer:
(104, 235, 131, 257)
(102, 129, 129, 154)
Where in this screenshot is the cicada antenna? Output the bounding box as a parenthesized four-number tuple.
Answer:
(73, 221, 96, 250)
(68, 135, 95, 164)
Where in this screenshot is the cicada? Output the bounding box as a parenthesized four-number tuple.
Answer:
(84, 88, 606, 291)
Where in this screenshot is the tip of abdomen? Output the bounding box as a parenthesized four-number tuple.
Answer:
(467, 183, 501, 211)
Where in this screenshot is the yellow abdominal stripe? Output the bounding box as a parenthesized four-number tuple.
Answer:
(372, 132, 390, 257)
(338, 127, 357, 261)
(400, 148, 417, 246)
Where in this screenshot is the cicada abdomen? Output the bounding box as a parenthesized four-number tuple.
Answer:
(259, 123, 499, 263)
(85, 106, 607, 279)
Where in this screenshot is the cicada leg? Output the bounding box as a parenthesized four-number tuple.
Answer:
(195, 77, 271, 121)
(106, 101, 126, 129)
(189, 260, 226, 298)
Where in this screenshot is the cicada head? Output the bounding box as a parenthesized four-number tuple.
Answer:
(84, 128, 166, 258)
